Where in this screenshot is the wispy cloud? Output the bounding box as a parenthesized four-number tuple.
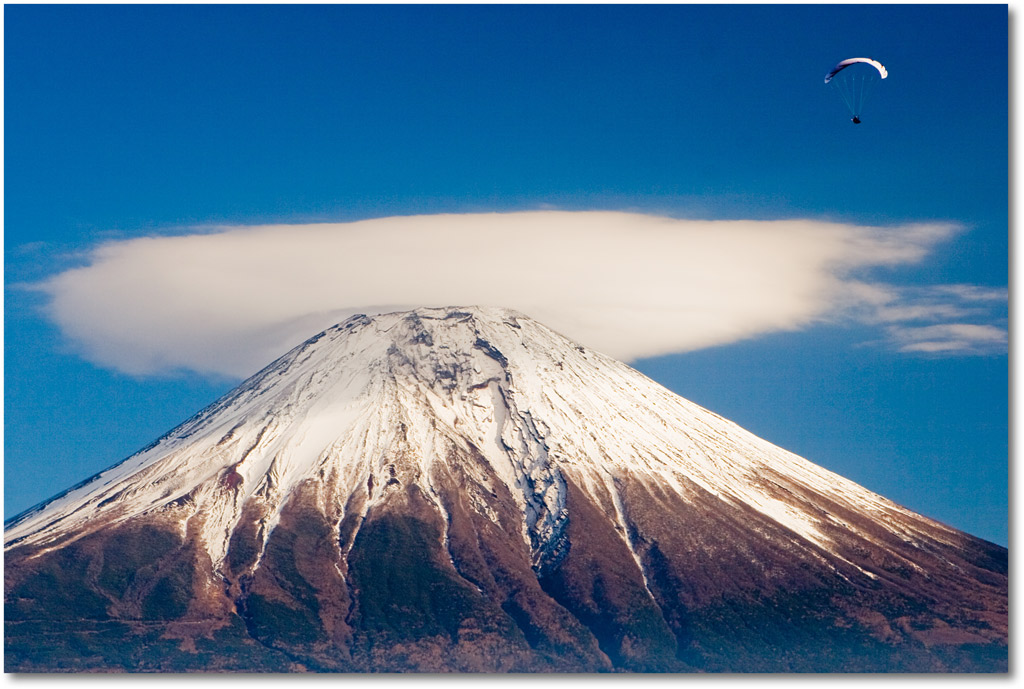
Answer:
(843, 282, 1008, 355)
(34, 211, 1004, 378)
(888, 323, 1008, 354)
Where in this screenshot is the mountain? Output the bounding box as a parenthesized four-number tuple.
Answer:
(4, 307, 1007, 672)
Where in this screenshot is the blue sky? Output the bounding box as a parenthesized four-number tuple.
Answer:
(4, 5, 1008, 545)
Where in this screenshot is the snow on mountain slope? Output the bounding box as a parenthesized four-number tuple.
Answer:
(5, 306, 961, 577)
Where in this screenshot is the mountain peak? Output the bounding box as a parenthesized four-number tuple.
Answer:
(1, 304, 967, 566)
(5, 306, 1007, 672)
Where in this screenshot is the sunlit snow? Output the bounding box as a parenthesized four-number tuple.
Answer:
(5, 307, 962, 573)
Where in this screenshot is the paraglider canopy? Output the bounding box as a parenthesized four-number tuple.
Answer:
(825, 57, 887, 122)
(824, 57, 888, 84)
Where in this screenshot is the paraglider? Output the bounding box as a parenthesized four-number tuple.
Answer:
(825, 57, 887, 123)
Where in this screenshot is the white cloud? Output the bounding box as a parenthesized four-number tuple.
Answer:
(841, 282, 1008, 354)
(889, 323, 1008, 355)
(843, 282, 1003, 327)
(35, 211, 1002, 378)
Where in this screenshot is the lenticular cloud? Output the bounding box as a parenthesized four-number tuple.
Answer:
(37, 211, 992, 378)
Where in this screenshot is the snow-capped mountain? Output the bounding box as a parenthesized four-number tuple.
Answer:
(5, 307, 1007, 672)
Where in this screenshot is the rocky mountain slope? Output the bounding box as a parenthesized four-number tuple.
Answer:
(4, 307, 1007, 672)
